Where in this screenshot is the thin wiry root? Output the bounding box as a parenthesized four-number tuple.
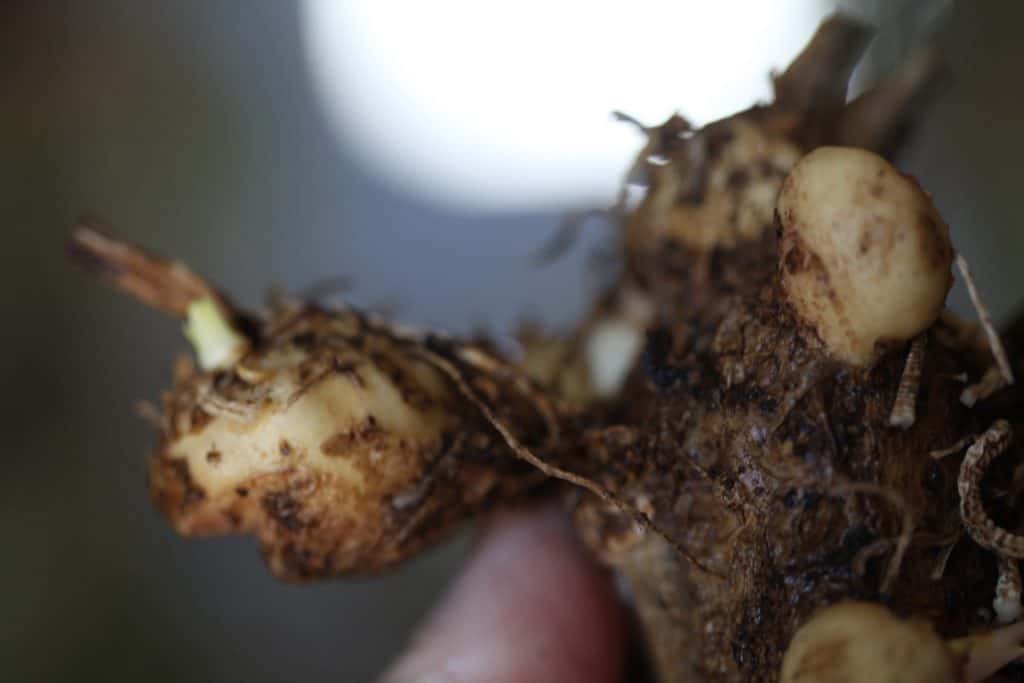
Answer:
(453, 345, 563, 442)
(851, 538, 891, 577)
(134, 400, 166, 430)
(931, 436, 974, 460)
(957, 253, 1015, 391)
(950, 620, 1024, 683)
(531, 108, 666, 267)
(833, 482, 914, 597)
(610, 109, 649, 132)
(416, 345, 722, 578)
(531, 209, 610, 265)
(962, 366, 1009, 408)
(959, 420, 1024, 557)
(889, 335, 927, 428)
(994, 556, 1023, 624)
(930, 532, 962, 580)
(296, 275, 354, 302)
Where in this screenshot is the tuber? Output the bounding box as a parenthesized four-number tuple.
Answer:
(778, 146, 953, 367)
(71, 13, 1024, 683)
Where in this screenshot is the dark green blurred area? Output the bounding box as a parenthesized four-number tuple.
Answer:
(2, 2, 1021, 681)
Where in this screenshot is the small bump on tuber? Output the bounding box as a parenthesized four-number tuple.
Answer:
(778, 146, 953, 367)
(780, 601, 958, 683)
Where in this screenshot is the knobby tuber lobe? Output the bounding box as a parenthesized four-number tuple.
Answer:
(72, 225, 560, 580)
(71, 13, 1024, 683)
(781, 601, 1024, 683)
(778, 146, 953, 366)
(151, 306, 539, 578)
(780, 601, 959, 683)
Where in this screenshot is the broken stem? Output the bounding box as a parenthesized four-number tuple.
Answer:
(69, 221, 250, 371)
(839, 47, 951, 157)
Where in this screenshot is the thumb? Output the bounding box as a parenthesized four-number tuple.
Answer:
(383, 505, 627, 682)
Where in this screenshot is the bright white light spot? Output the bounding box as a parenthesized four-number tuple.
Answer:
(587, 319, 644, 397)
(301, 0, 832, 210)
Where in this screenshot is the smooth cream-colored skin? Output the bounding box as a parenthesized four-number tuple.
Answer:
(778, 147, 953, 366)
(781, 601, 958, 683)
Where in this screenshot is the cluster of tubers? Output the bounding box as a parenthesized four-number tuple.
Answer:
(72, 15, 1024, 682)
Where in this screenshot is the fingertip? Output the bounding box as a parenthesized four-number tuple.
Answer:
(384, 505, 626, 683)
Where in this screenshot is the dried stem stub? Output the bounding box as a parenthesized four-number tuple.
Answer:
(956, 253, 1015, 405)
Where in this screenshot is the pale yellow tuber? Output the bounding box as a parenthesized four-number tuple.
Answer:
(778, 146, 953, 366)
(69, 225, 552, 581)
(780, 601, 958, 683)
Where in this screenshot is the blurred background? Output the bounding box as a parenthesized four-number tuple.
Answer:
(3, 1, 1022, 680)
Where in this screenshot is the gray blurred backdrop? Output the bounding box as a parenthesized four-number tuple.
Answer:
(3, 2, 1022, 681)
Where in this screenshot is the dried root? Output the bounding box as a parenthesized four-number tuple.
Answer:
(963, 366, 1010, 409)
(994, 556, 1022, 624)
(931, 436, 974, 460)
(959, 420, 1020, 557)
(831, 481, 914, 598)
(950, 620, 1024, 683)
(953, 419, 1024, 629)
(930, 531, 961, 580)
(418, 343, 719, 577)
(890, 335, 927, 428)
(957, 253, 1015, 403)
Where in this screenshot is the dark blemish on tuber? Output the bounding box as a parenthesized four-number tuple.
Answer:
(261, 491, 305, 532)
(151, 458, 206, 513)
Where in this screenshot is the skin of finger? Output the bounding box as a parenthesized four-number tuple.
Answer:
(382, 505, 628, 683)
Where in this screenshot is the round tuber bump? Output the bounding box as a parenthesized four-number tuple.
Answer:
(778, 146, 953, 366)
(780, 601, 958, 683)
